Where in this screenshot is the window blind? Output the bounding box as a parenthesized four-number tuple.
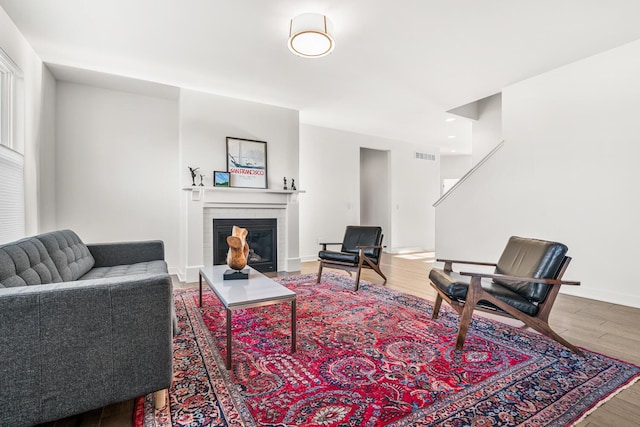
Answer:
(0, 144, 25, 244)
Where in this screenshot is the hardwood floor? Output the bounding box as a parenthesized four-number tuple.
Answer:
(42, 252, 640, 426)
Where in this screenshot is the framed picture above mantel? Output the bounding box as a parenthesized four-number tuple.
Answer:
(226, 137, 267, 189)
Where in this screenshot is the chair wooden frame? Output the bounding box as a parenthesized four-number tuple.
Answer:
(430, 256, 583, 355)
(317, 242, 387, 291)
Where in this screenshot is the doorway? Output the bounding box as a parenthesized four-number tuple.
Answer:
(360, 148, 390, 248)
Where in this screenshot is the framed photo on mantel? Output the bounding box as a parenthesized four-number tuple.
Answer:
(213, 171, 230, 187)
(226, 137, 268, 188)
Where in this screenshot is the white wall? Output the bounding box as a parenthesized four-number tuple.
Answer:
(360, 147, 390, 232)
(440, 155, 472, 194)
(179, 89, 299, 189)
(38, 67, 57, 232)
(0, 6, 55, 236)
(471, 93, 502, 165)
(435, 39, 640, 308)
(178, 89, 300, 279)
(55, 82, 181, 270)
(300, 124, 439, 260)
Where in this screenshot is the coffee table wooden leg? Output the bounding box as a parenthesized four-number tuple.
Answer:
(226, 308, 232, 370)
(199, 273, 203, 307)
(154, 389, 167, 409)
(291, 299, 297, 353)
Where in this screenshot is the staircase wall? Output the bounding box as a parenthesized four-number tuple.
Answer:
(435, 39, 640, 308)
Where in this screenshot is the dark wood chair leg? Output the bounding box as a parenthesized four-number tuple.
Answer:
(515, 312, 585, 356)
(455, 277, 482, 350)
(538, 324, 584, 356)
(371, 262, 387, 285)
(317, 261, 323, 284)
(456, 305, 475, 350)
(362, 255, 387, 285)
(546, 329, 584, 356)
(354, 260, 364, 291)
(432, 293, 443, 320)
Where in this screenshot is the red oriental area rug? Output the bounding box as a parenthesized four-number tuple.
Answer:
(135, 273, 640, 426)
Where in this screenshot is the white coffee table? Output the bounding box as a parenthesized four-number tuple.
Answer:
(198, 265, 297, 370)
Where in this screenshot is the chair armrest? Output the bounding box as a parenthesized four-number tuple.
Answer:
(436, 258, 497, 272)
(357, 245, 385, 259)
(459, 271, 580, 286)
(87, 240, 165, 267)
(437, 258, 497, 267)
(318, 242, 343, 251)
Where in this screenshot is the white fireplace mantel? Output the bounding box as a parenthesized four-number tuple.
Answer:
(182, 186, 304, 194)
(178, 187, 303, 282)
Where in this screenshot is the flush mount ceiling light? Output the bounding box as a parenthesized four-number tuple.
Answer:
(288, 13, 335, 58)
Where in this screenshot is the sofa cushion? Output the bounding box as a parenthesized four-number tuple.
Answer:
(36, 230, 95, 282)
(0, 237, 63, 287)
(79, 260, 168, 280)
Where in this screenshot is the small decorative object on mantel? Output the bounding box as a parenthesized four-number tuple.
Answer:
(283, 177, 288, 190)
(199, 174, 205, 186)
(214, 171, 230, 187)
(224, 225, 250, 280)
(188, 167, 199, 186)
(291, 179, 296, 191)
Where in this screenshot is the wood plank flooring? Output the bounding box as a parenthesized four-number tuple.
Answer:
(41, 252, 640, 426)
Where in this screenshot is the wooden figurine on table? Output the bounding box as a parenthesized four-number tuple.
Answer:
(226, 226, 249, 271)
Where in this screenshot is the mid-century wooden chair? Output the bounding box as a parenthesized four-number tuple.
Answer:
(317, 226, 387, 291)
(429, 236, 582, 355)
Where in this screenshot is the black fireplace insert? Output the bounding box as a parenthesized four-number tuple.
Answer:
(212, 218, 277, 272)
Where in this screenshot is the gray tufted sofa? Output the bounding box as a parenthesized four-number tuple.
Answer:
(0, 230, 174, 426)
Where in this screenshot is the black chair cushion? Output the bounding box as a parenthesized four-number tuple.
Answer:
(429, 268, 539, 316)
(341, 226, 382, 258)
(318, 250, 380, 265)
(319, 250, 359, 264)
(493, 236, 568, 303)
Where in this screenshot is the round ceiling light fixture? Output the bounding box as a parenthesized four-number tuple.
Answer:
(288, 13, 335, 58)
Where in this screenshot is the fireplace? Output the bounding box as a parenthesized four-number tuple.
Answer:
(213, 218, 277, 272)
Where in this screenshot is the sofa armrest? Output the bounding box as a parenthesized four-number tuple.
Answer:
(87, 240, 165, 267)
(0, 274, 173, 426)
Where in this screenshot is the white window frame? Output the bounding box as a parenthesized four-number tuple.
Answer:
(0, 47, 25, 242)
(0, 47, 22, 150)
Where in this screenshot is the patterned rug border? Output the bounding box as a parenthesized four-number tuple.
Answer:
(570, 374, 640, 426)
(135, 272, 640, 427)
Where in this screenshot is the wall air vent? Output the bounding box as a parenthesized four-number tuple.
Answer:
(414, 152, 436, 161)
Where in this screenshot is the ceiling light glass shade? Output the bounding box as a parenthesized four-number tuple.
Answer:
(288, 13, 335, 58)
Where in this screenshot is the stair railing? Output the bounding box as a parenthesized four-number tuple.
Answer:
(434, 140, 504, 207)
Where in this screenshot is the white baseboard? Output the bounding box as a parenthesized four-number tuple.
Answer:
(285, 257, 302, 272)
(176, 265, 204, 284)
(560, 287, 640, 309)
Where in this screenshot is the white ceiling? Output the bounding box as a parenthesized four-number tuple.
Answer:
(2, 0, 640, 155)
